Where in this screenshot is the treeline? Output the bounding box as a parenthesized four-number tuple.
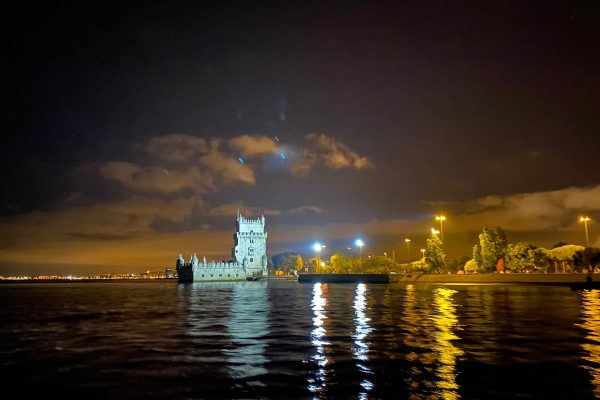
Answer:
(466, 227, 600, 273)
(270, 228, 600, 275)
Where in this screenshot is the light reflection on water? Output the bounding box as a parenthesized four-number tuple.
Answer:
(308, 282, 331, 396)
(353, 283, 374, 399)
(225, 282, 269, 380)
(431, 287, 463, 400)
(402, 284, 436, 397)
(0, 281, 596, 398)
(579, 290, 600, 397)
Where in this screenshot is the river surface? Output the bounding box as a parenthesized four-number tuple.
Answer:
(1, 281, 599, 399)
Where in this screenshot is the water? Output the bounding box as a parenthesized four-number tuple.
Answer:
(0, 281, 599, 399)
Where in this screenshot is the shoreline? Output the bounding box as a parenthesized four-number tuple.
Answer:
(0, 278, 179, 284)
(399, 272, 598, 285)
(1, 273, 597, 286)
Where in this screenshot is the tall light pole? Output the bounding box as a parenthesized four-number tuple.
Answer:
(435, 215, 446, 242)
(404, 238, 411, 259)
(313, 242, 322, 272)
(580, 217, 591, 246)
(355, 239, 364, 261)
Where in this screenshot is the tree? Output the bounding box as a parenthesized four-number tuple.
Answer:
(271, 252, 299, 272)
(448, 256, 470, 273)
(574, 247, 600, 272)
(310, 256, 330, 273)
(464, 259, 479, 273)
(473, 245, 482, 267)
(295, 255, 304, 273)
(410, 259, 428, 272)
(506, 242, 537, 272)
(479, 227, 507, 272)
(362, 256, 398, 273)
(425, 231, 445, 272)
(548, 245, 584, 272)
(329, 253, 361, 273)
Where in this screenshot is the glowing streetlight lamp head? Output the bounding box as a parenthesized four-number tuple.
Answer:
(431, 228, 440, 235)
(405, 238, 411, 243)
(320, 261, 325, 267)
(355, 239, 364, 248)
(435, 215, 447, 221)
(313, 243, 322, 252)
(580, 216, 591, 222)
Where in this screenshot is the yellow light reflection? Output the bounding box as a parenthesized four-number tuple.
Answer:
(402, 284, 437, 396)
(308, 283, 331, 396)
(353, 283, 374, 398)
(432, 287, 464, 400)
(579, 290, 600, 397)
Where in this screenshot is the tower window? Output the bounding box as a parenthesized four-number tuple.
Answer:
(250, 258, 253, 262)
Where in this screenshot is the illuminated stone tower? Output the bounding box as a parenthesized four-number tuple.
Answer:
(232, 210, 268, 277)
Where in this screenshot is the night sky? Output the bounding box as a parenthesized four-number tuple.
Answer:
(3, 1, 600, 274)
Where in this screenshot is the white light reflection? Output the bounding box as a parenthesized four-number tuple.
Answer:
(308, 283, 330, 396)
(225, 282, 270, 380)
(579, 290, 600, 397)
(353, 283, 374, 399)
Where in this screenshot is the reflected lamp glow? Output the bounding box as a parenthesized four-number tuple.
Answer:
(432, 287, 463, 399)
(308, 282, 330, 394)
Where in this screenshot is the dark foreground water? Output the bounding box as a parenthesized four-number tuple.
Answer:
(1, 281, 599, 399)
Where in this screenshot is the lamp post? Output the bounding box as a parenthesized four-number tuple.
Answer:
(355, 239, 364, 261)
(420, 248, 426, 259)
(580, 217, 591, 246)
(435, 215, 446, 242)
(404, 238, 411, 259)
(313, 242, 322, 272)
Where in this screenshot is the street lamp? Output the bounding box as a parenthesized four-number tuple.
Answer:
(580, 217, 592, 246)
(435, 215, 446, 242)
(355, 239, 365, 260)
(420, 248, 426, 259)
(431, 228, 440, 236)
(313, 242, 323, 271)
(404, 238, 411, 258)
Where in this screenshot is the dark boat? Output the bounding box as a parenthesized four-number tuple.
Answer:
(298, 273, 394, 284)
(569, 281, 600, 290)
